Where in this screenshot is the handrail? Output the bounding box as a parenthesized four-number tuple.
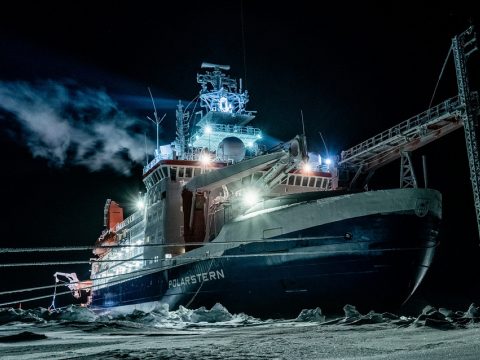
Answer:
(114, 210, 142, 233)
(207, 123, 261, 136)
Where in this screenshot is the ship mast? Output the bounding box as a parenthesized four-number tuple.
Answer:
(147, 87, 166, 157)
(191, 63, 259, 154)
(175, 101, 189, 160)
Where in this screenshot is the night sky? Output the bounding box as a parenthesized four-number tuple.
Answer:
(0, 2, 479, 311)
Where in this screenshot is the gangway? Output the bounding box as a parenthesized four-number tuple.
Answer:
(339, 95, 465, 172)
(340, 26, 480, 241)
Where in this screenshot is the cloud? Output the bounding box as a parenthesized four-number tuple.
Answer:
(0, 80, 155, 174)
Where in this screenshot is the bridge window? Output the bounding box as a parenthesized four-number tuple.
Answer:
(145, 178, 153, 189)
(185, 167, 193, 177)
(309, 177, 316, 187)
(288, 175, 295, 185)
(161, 166, 169, 177)
(316, 178, 324, 188)
(295, 176, 301, 186)
(170, 167, 177, 181)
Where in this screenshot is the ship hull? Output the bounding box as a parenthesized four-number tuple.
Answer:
(91, 189, 441, 317)
(92, 189, 441, 317)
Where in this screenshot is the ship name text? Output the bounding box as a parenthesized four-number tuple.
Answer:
(168, 269, 225, 288)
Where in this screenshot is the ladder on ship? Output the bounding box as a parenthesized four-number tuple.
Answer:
(340, 26, 480, 241)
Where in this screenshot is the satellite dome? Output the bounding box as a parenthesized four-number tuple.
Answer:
(217, 137, 245, 162)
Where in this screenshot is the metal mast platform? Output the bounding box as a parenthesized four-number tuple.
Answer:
(191, 63, 261, 153)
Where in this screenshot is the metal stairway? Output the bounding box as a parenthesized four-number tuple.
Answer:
(339, 95, 464, 172)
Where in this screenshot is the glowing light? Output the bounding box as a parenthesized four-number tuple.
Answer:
(325, 158, 332, 165)
(256, 133, 262, 139)
(302, 163, 312, 173)
(199, 154, 211, 164)
(205, 125, 212, 134)
(247, 141, 254, 148)
(243, 189, 260, 206)
(165, 253, 172, 259)
(136, 199, 145, 210)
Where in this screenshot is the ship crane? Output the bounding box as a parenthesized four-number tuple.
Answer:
(252, 134, 309, 193)
(184, 134, 309, 195)
(340, 26, 480, 241)
(49, 272, 92, 311)
(183, 134, 310, 243)
(52, 272, 84, 299)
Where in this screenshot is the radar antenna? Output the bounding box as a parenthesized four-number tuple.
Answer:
(201, 62, 230, 70)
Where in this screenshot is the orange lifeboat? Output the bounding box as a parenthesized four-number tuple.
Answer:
(93, 199, 124, 256)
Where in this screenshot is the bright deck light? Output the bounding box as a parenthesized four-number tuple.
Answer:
(199, 154, 211, 164)
(243, 189, 260, 206)
(136, 199, 145, 210)
(302, 163, 312, 173)
(205, 125, 212, 134)
(325, 158, 332, 165)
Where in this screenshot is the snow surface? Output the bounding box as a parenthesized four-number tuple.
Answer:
(1, 303, 479, 359)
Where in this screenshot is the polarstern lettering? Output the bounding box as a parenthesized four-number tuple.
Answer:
(168, 269, 225, 288)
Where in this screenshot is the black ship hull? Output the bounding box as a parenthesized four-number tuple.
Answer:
(91, 209, 439, 318)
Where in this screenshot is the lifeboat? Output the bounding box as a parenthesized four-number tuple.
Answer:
(93, 199, 124, 256)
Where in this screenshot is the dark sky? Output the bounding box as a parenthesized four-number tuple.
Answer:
(0, 1, 479, 310)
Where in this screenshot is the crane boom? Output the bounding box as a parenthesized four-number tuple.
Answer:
(254, 134, 309, 192)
